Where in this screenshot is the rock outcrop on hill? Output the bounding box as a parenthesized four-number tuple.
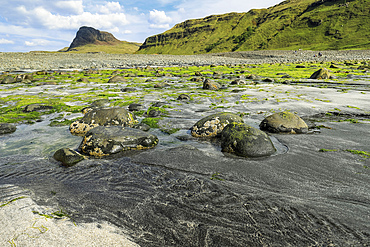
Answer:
(67, 26, 121, 51)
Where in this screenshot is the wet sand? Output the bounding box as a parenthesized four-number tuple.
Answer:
(0, 51, 370, 246)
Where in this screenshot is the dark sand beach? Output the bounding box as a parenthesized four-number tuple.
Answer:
(0, 51, 369, 246)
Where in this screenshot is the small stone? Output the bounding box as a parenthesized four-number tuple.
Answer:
(177, 94, 190, 101)
(203, 78, 221, 90)
(53, 148, 85, 166)
(23, 104, 53, 113)
(1, 76, 15, 84)
(108, 75, 126, 83)
(128, 103, 144, 112)
(0, 123, 16, 135)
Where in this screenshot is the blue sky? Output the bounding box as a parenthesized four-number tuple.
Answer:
(0, 0, 282, 52)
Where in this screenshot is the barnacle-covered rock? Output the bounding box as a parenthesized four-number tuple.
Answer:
(190, 112, 244, 138)
(78, 126, 158, 157)
(70, 107, 138, 136)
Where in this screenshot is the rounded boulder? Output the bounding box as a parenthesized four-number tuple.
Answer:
(78, 126, 158, 157)
(70, 107, 137, 135)
(260, 111, 308, 134)
(221, 122, 276, 157)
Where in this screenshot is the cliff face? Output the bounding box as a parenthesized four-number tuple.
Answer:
(137, 0, 370, 54)
(67, 26, 121, 51)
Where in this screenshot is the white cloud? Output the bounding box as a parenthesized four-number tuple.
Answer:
(14, 5, 129, 31)
(149, 24, 170, 29)
(53, 1, 84, 15)
(24, 39, 51, 47)
(0, 38, 14, 44)
(97, 2, 122, 14)
(149, 9, 172, 24)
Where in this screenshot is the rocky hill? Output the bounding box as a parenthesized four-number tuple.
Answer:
(137, 0, 370, 54)
(63, 27, 141, 54)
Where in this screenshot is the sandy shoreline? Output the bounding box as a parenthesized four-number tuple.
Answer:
(1, 50, 370, 72)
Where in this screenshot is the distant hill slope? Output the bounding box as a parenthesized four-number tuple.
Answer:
(61, 26, 141, 54)
(137, 0, 370, 54)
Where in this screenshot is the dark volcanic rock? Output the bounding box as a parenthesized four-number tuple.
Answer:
(0, 123, 16, 135)
(203, 78, 221, 90)
(260, 111, 308, 134)
(78, 126, 158, 157)
(221, 122, 276, 157)
(53, 148, 85, 166)
(128, 103, 144, 112)
(310, 68, 330, 79)
(23, 104, 53, 113)
(69, 107, 137, 135)
(191, 112, 244, 138)
(67, 26, 121, 51)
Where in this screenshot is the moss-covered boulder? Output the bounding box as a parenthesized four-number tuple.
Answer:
(70, 107, 137, 135)
(78, 126, 158, 157)
(203, 78, 221, 90)
(221, 122, 276, 157)
(260, 112, 308, 134)
(0, 123, 16, 135)
(53, 148, 85, 166)
(191, 112, 244, 137)
(310, 68, 330, 79)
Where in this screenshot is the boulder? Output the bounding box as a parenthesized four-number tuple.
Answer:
(0, 123, 16, 135)
(128, 103, 143, 112)
(177, 94, 190, 101)
(154, 82, 170, 88)
(1, 76, 15, 84)
(260, 111, 308, 134)
(69, 107, 137, 135)
(310, 68, 330, 79)
(108, 75, 126, 83)
(203, 79, 221, 90)
(191, 112, 244, 138)
(79, 126, 158, 157)
(221, 122, 276, 157)
(77, 78, 89, 83)
(23, 104, 53, 113)
(121, 87, 137, 92)
(53, 148, 85, 166)
(231, 79, 246, 85)
(133, 123, 151, 131)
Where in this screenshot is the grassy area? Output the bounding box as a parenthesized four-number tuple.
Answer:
(59, 41, 141, 54)
(137, 0, 370, 54)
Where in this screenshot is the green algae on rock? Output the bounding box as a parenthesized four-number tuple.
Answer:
(260, 111, 308, 134)
(221, 122, 276, 157)
(191, 112, 244, 138)
(78, 126, 158, 157)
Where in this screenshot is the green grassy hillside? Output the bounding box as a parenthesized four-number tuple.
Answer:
(137, 0, 370, 54)
(59, 41, 141, 54)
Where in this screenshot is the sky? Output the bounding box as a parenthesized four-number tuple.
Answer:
(0, 0, 283, 52)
